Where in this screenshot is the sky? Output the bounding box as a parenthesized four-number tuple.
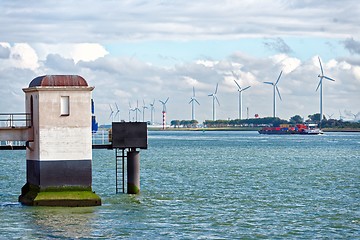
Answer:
(1, 0, 360, 125)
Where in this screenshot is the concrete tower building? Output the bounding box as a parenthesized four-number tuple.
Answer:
(19, 75, 101, 206)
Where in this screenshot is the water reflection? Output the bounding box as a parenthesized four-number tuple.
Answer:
(26, 207, 97, 239)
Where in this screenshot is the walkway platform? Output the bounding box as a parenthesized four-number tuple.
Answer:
(0, 144, 113, 150)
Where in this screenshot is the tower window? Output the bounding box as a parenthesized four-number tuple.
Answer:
(60, 96, 70, 116)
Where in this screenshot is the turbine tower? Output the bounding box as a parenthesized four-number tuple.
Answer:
(208, 83, 220, 121)
(142, 99, 148, 122)
(108, 104, 114, 122)
(316, 56, 335, 125)
(128, 102, 134, 122)
(159, 97, 169, 130)
(150, 99, 155, 125)
(263, 70, 283, 118)
(133, 100, 141, 122)
(114, 102, 120, 122)
(232, 71, 251, 120)
(189, 87, 200, 120)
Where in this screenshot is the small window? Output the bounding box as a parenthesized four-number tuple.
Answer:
(61, 96, 70, 116)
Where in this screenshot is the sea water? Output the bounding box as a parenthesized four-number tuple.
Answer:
(0, 131, 359, 239)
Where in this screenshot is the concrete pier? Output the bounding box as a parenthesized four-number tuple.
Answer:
(127, 150, 140, 194)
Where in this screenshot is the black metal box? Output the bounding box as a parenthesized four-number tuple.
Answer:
(111, 122, 148, 149)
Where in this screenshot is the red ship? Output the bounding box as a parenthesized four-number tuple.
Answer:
(258, 123, 323, 135)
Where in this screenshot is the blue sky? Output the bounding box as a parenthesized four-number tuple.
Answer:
(0, 0, 359, 124)
(106, 38, 347, 65)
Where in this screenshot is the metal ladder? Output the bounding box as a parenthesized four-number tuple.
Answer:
(115, 148, 126, 193)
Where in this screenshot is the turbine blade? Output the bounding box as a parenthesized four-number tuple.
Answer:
(189, 99, 193, 104)
(263, 82, 273, 85)
(323, 76, 335, 81)
(195, 99, 200, 105)
(276, 86, 282, 101)
(115, 102, 119, 111)
(275, 70, 283, 85)
(231, 71, 239, 80)
(234, 79, 241, 90)
(165, 97, 169, 104)
(193, 86, 195, 96)
(242, 86, 251, 91)
(318, 56, 324, 76)
(215, 96, 220, 106)
(215, 83, 218, 94)
(208, 94, 213, 97)
(316, 78, 322, 91)
(109, 104, 113, 112)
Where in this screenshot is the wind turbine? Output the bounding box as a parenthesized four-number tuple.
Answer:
(108, 104, 114, 122)
(114, 102, 120, 122)
(128, 102, 134, 122)
(339, 110, 344, 121)
(208, 83, 220, 121)
(316, 56, 335, 125)
(189, 87, 200, 120)
(263, 70, 282, 118)
(232, 71, 251, 120)
(150, 99, 155, 125)
(133, 100, 141, 122)
(159, 97, 169, 130)
(327, 113, 334, 120)
(142, 99, 148, 122)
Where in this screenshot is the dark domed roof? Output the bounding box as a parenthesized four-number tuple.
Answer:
(29, 75, 88, 87)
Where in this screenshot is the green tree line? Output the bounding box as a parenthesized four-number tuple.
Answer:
(170, 114, 360, 128)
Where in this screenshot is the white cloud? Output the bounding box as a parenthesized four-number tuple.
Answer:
(195, 60, 219, 68)
(270, 54, 301, 74)
(9, 43, 39, 70)
(353, 66, 360, 81)
(72, 43, 109, 63)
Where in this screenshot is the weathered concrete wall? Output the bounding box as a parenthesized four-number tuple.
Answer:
(24, 87, 93, 161)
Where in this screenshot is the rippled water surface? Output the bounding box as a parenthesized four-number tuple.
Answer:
(0, 131, 359, 239)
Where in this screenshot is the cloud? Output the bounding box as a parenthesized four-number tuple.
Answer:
(270, 54, 301, 74)
(342, 38, 360, 55)
(71, 44, 109, 63)
(263, 38, 293, 54)
(1, 1, 359, 43)
(9, 43, 39, 70)
(0, 43, 10, 58)
(0, 39, 359, 124)
(44, 54, 77, 72)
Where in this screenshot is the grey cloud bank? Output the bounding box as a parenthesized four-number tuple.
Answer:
(1, 0, 359, 43)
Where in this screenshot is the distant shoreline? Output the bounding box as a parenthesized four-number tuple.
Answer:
(148, 127, 360, 132)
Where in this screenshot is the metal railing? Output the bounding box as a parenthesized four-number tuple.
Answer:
(92, 130, 111, 145)
(0, 113, 31, 128)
